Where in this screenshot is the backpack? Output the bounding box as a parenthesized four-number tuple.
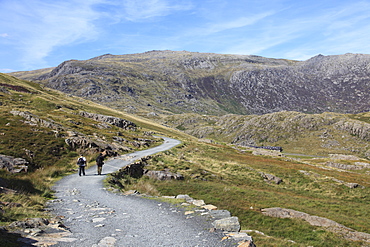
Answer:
(77, 157, 85, 166)
(96, 155, 104, 166)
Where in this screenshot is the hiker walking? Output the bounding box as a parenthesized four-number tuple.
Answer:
(96, 153, 105, 175)
(77, 155, 87, 176)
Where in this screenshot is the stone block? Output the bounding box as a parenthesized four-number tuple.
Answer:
(209, 210, 231, 220)
(212, 216, 240, 232)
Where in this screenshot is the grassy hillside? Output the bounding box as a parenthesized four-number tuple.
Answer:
(0, 73, 175, 224)
(1, 73, 369, 246)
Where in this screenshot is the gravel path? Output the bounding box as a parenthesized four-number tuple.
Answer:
(49, 137, 237, 247)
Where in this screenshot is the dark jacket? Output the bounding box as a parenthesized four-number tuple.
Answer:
(96, 154, 104, 166)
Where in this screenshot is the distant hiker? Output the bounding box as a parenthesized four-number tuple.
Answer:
(96, 153, 105, 175)
(77, 155, 87, 176)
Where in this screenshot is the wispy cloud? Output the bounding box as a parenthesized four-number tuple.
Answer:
(119, 0, 193, 21)
(2, 0, 370, 71)
(0, 0, 194, 70)
(203, 12, 275, 35)
(1, 0, 103, 69)
(162, 10, 276, 53)
(218, 1, 370, 60)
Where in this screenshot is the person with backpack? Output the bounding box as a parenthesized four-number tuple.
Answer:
(77, 155, 87, 176)
(96, 153, 105, 175)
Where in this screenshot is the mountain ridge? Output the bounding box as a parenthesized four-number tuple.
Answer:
(11, 50, 370, 116)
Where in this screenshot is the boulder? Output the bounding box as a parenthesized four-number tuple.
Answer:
(191, 200, 205, 207)
(237, 240, 257, 247)
(175, 194, 193, 202)
(260, 172, 283, 184)
(122, 162, 145, 179)
(225, 232, 255, 245)
(209, 210, 231, 220)
(202, 205, 217, 210)
(212, 216, 240, 232)
(344, 182, 360, 188)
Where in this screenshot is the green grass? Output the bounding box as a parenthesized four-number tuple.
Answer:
(129, 140, 370, 246)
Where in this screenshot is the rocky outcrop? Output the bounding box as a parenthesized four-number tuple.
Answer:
(163, 110, 370, 158)
(64, 137, 99, 150)
(0, 154, 28, 173)
(10, 110, 137, 133)
(334, 119, 370, 141)
(144, 169, 184, 181)
(262, 207, 370, 243)
(9, 110, 140, 153)
(252, 149, 283, 157)
(10, 110, 63, 130)
(326, 162, 364, 170)
(328, 154, 360, 160)
(79, 111, 136, 131)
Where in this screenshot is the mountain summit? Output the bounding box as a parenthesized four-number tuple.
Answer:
(12, 51, 370, 115)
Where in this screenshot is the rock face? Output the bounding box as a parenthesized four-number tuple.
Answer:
(79, 111, 136, 131)
(13, 51, 370, 115)
(0, 155, 28, 173)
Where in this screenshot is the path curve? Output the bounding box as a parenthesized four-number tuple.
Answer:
(49, 137, 236, 246)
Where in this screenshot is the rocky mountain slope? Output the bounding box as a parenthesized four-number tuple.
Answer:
(12, 51, 370, 116)
(162, 111, 370, 158)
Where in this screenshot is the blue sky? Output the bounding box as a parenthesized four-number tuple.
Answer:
(1, 0, 370, 72)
